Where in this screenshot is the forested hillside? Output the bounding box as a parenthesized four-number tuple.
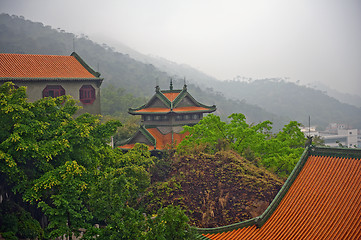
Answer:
(0, 13, 286, 130)
(209, 78, 361, 129)
(1, 13, 360, 130)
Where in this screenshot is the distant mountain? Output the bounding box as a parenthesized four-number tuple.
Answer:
(92, 37, 220, 87)
(1, 13, 360, 130)
(91, 29, 361, 130)
(207, 78, 361, 129)
(0, 13, 284, 129)
(310, 81, 361, 108)
(96, 36, 361, 111)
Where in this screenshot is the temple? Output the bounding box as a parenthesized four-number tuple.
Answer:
(120, 80, 216, 150)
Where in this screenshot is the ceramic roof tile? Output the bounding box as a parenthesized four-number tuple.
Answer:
(134, 106, 211, 113)
(173, 106, 210, 112)
(200, 152, 361, 239)
(147, 128, 188, 150)
(163, 92, 180, 102)
(134, 108, 171, 113)
(119, 128, 188, 150)
(0, 53, 96, 79)
(119, 143, 155, 150)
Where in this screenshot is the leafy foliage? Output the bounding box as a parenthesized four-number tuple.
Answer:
(0, 82, 194, 239)
(0, 201, 43, 239)
(178, 113, 306, 177)
(144, 205, 196, 240)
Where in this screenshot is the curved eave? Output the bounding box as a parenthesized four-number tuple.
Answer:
(121, 126, 156, 146)
(71, 52, 101, 77)
(173, 90, 216, 110)
(128, 93, 171, 113)
(128, 109, 171, 115)
(173, 108, 216, 114)
(0, 77, 103, 82)
(129, 107, 216, 115)
(128, 104, 149, 114)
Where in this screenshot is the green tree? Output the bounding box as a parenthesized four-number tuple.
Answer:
(178, 113, 306, 177)
(144, 205, 196, 240)
(1, 82, 195, 239)
(0, 82, 120, 238)
(24, 161, 92, 239)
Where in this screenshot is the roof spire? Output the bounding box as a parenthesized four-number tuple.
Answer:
(155, 78, 160, 92)
(183, 77, 187, 90)
(170, 78, 173, 90)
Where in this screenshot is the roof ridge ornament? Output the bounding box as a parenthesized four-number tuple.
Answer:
(183, 77, 187, 90)
(155, 78, 160, 92)
(170, 78, 173, 90)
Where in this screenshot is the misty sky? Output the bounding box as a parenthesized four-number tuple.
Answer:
(1, 0, 361, 95)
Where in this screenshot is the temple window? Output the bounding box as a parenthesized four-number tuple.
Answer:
(175, 115, 183, 121)
(43, 85, 65, 98)
(79, 85, 96, 104)
(161, 115, 169, 121)
(192, 114, 200, 120)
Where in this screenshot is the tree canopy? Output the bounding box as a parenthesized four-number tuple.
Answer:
(178, 113, 306, 177)
(0, 82, 195, 239)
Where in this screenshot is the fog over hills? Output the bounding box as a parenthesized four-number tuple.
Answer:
(101, 36, 361, 110)
(1, 13, 360, 130)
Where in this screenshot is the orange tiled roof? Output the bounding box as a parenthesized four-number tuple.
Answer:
(135, 108, 171, 113)
(163, 92, 180, 102)
(134, 106, 210, 113)
(200, 152, 361, 239)
(147, 128, 188, 150)
(119, 143, 155, 150)
(120, 128, 188, 150)
(0, 53, 97, 79)
(173, 106, 209, 112)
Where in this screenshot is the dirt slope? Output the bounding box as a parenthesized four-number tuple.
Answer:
(142, 150, 284, 228)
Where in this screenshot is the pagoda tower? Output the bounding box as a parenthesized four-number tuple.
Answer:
(120, 80, 216, 150)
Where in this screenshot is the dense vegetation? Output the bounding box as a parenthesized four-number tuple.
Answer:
(0, 81, 307, 238)
(0, 82, 195, 239)
(138, 114, 306, 228)
(179, 114, 306, 177)
(0, 12, 352, 239)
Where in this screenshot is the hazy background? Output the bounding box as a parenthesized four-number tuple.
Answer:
(1, 0, 360, 96)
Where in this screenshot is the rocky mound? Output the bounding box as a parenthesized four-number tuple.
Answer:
(142, 150, 284, 228)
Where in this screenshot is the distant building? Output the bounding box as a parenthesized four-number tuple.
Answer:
(317, 123, 359, 148)
(320, 129, 358, 148)
(0, 52, 103, 116)
(299, 123, 360, 148)
(120, 81, 216, 150)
